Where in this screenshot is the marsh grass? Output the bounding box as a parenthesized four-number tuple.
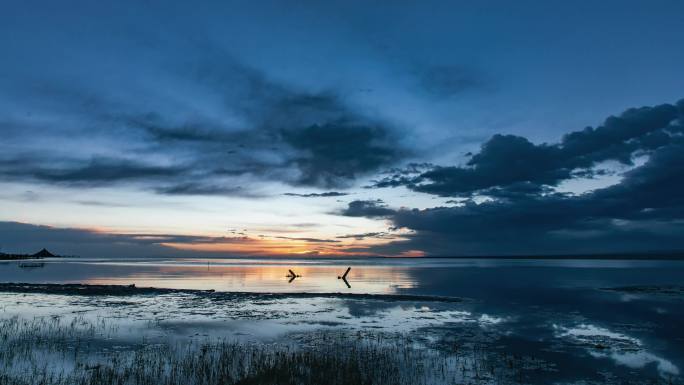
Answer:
(1, 316, 677, 385)
(0, 315, 538, 385)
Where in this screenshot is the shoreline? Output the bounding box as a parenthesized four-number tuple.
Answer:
(0, 282, 464, 302)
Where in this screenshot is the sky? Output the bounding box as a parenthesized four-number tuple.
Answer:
(1, 0, 684, 257)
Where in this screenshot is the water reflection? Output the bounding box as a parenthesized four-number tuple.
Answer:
(0, 259, 421, 293)
(18, 262, 46, 269)
(555, 323, 680, 377)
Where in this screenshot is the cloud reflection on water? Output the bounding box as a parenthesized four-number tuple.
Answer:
(555, 323, 680, 377)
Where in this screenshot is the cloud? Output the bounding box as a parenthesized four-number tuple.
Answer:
(373, 101, 682, 197)
(360, 100, 684, 255)
(282, 122, 403, 187)
(130, 63, 406, 190)
(0, 157, 186, 186)
(283, 191, 348, 198)
(273, 236, 340, 243)
(0, 46, 407, 196)
(336, 232, 394, 240)
(0, 221, 259, 258)
(0, 222, 387, 258)
(74, 200, 131, 208)
(340, 200, 395, 218)
(155, 183, 266, 197)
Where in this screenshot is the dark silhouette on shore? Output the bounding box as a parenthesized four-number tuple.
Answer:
(338, 267, 351, 288)
(286, 269, 301, 283)
(0, 248, 61, 261)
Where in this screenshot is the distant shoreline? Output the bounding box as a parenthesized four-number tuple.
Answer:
(0, 282, 463, 302)
(2, 251, 684, 261)
(0, 248, 63, 261)
(0, 254, 45, 261)
(415, 253, 684, 260)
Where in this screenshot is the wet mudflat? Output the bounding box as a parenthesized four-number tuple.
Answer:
(0, 258, 683, 384)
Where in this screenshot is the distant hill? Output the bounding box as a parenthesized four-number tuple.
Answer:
(32, 248, 56, 258)
(0, 248, 62, 260)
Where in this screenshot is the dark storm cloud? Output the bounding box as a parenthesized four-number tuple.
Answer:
(283, 192, 348, 198)
(373, 102, 682, 197)
(340, 200, 395, 218)
(282, 122, 403, 187)
(385, 145, 684, 255)
(360, 100, 684, 255)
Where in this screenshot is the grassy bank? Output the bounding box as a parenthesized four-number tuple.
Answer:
(0, 315, 540, 385)
(0, 308, 679, 385)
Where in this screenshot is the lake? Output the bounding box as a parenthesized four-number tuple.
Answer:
(1, 257, 683, 384)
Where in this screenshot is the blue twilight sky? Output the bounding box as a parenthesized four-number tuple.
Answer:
(1, 0, 684, 257)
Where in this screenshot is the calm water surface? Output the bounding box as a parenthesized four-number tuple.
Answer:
(2, 257, 683, 294)
(1, 257, 683, 384)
